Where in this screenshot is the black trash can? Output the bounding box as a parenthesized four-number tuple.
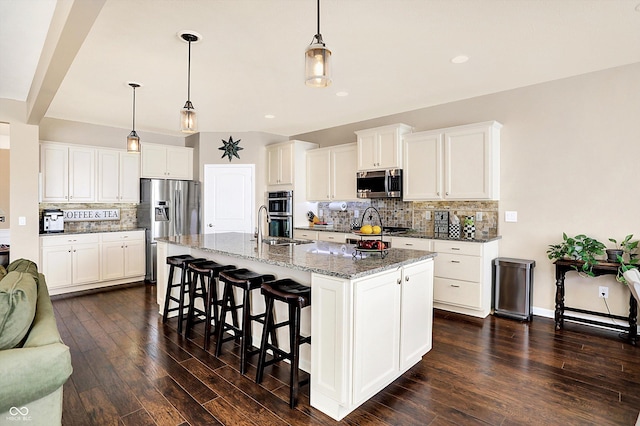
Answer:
(492, 258, 535, 321)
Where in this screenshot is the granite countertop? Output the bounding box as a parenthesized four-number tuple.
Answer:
(294, 226, 501, 243)
(157, 232, 436, 280)
(39, 228, 145, 236)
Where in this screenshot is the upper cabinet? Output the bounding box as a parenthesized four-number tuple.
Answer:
(97, 149, 141, 203)
(265, 140, 318, 189)
(307, 143, 358, 201)
(355, 123, 412, 171)
(140, 142, 193, 180)
(267, 142, 293, 186)
(41, 142, 95, 203)
(403, 121, 502, 201)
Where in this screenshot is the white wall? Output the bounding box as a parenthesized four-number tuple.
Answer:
(293, 62, 640, 317)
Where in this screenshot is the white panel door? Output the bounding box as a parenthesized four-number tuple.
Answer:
(203, 164, 254, 233)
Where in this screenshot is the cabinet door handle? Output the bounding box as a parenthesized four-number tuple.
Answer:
(397, 278, 401, 285)
(405, 276, 410, 282)
(68, 250, 71, 253)
(446, 192, 449, 196)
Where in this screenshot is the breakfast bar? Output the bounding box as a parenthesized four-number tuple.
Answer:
(156, 232, 436, 420)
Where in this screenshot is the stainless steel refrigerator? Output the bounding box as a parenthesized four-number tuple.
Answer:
(138, 178, 201, 283)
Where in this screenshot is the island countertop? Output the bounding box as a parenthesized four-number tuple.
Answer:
(157, 232, 436, 280)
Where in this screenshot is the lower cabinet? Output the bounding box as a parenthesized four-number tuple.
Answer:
(311, 259, 434, 419)
(101, 231, 145, 281)
(432, 239, 499, 317)
(40, 230, 145, 295)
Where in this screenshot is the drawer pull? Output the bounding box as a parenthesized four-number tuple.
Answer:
(450, 284, 460, 288)
(450, 260, 461, 263)
(405, 243, 413, 246)
(451, 247, 461, 251)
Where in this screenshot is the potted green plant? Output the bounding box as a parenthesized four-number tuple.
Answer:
(547, 233, 606, 276)
(610, 234, 639, 283)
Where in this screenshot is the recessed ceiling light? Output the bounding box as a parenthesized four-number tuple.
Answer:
(336, 91, 349, 97)
(264, 114, 275, 119)
(451, 55, 469, 64)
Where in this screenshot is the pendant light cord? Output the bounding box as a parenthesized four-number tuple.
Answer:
(317, 0, 320, 36)
(187, 39, 192, 104)
(132, 85, 136, 131)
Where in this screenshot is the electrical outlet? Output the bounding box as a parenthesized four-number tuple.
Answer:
(505, 211, 518, 222)
(354, 209, 359, 218)
(599, 286, 609, 298)
(475, 212, 483, 222)
(319, 209, 323, 218)
(425, 211, 431, 220)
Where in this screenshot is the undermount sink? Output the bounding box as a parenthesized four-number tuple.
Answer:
(262, 237, 313, 246)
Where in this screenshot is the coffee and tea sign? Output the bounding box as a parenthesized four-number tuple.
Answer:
(63, 209, 120, 222)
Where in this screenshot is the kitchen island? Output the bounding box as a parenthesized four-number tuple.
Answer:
(156, 233, 436, 420)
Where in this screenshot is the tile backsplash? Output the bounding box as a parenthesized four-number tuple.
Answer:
(39, 203, 139, 233)
(316, 199, 499, 237)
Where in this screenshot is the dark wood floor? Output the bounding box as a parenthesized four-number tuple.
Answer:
(52, 282, 640, 426)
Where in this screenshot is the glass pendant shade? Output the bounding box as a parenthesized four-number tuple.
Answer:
(126, 82, 141, 153)
(180, 101, 197, 133)
(127, 130, 140, 153)
(305, 43, 332, 87)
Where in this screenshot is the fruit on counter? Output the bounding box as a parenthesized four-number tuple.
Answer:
(313, 216, 321, 224)
(372, 225, 382, 234)
(360, 225, 373, 234)
(356, 240, 388, 250)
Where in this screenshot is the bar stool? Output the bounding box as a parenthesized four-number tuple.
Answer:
(255, 278, 311, 408)
(215, 268, 276, 375)
(185, 260, 237, 351)
(162, 254, 206, 335)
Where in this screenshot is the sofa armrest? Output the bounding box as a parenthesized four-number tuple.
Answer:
(0, 342, 72, 413)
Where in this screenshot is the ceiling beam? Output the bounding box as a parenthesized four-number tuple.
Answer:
(26, 0, 106, 125)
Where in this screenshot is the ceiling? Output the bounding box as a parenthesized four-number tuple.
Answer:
(2, 0, 640, 137)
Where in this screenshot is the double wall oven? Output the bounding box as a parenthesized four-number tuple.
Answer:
(267, 190, 293, 238)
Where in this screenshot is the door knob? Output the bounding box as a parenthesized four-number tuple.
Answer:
(208, 223, 213, 227)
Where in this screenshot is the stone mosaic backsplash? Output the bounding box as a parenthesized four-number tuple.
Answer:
(39, 203, 139, 233)
(316, 199, 499, 238)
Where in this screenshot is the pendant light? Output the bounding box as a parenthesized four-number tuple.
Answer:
(179, 32, 200, 133)
(305, 0, 332, 87)
(126, 83, 140, 153)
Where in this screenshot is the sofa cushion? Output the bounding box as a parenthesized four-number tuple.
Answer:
(6, 258, 40, 288)
(0, 271, 38, 350)
(0, 265, 6, 282)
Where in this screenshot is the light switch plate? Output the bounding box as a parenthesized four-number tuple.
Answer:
(19, 216, 26, 226)
(475, 212, 482, 222)
(505, 211, 518, 222)
(425, 211, 431, 220)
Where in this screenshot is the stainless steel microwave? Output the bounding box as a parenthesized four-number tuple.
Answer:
(356, 169, 403, 199)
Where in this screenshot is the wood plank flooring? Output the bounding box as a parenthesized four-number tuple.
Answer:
(52, 283, 640, 425)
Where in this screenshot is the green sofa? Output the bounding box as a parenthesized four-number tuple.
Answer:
(0, 260, 72, 425)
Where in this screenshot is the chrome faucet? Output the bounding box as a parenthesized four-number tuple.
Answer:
(257, 205, 270, 245)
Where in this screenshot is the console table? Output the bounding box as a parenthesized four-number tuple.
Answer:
(554, 259, 637, 344)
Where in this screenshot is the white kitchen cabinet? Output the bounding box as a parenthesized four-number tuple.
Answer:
(316, 231, 347, 243)
(40, 233, 100, 290)
(399, 259, 434, 370)
(40, 142, 95, 202)
(40, 231, 146, 295)
(293, 229, 318, 240)
(432, 239, 499, 317)
(312, 259, 434, 416)
(267, 141, 293, 186)
(390, 236, 432, 251)
(100, 231, 145, 281)
(140, 142, 193, 180)
(355, 124, 412, 171)
(403, 121, 501, 201)
(307, 144, 358, 201)
(97, 149, 141, 202)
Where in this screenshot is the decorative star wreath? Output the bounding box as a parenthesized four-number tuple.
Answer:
(219, 136, 243, 161)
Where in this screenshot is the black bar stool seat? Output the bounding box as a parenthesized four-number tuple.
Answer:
(255, 278, 311, 408)
(185, 260, 236, 351)
(215, 268, 276, 375)
(162, 254, 206, 334)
